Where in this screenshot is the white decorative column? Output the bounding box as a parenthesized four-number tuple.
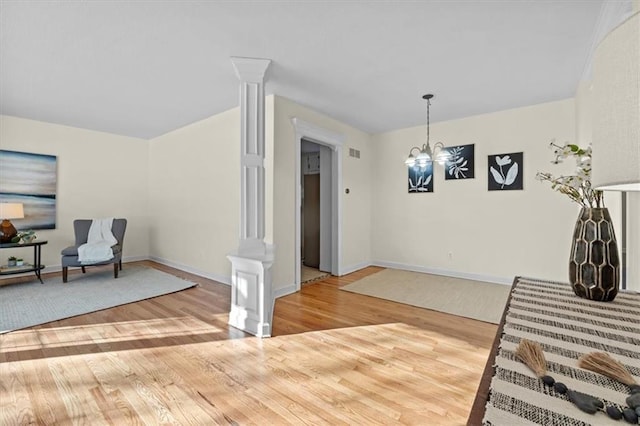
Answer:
(227, 57, 274, 337)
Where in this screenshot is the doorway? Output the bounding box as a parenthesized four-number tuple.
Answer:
(292, 117, 344, 291)
(301, 141, 331, 283)
(302, 157, 320, 268)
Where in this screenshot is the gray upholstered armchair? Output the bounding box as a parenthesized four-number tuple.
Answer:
(61, 219, 127, 283)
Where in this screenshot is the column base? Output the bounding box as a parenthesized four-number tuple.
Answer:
(227, 248, 274, 338)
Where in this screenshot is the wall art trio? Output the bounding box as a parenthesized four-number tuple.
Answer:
(407, 144, 524, 193)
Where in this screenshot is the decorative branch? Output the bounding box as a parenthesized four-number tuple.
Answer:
(536, 140, 604, 208)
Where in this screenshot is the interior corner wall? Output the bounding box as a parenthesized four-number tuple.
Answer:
(271, 95, 372, 294)
(0, 115, 150, 272)
(147, 108, 240, 283)
(371, 99, 581, 284)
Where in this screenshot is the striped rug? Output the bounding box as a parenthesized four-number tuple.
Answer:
(482, 277, 640, 426)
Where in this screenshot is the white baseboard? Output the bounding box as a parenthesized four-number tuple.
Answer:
(371, 260, 513, 286)
(273, 283, 297, 299)
(149, 256, 231, 286)
(0, 254, 514, 287)
(339, 260, 372, 276)
(123, 255, 148, 264)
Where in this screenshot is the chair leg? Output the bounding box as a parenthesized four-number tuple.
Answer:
(63, 267, 68, 283)
(81, 266, 86, 273)
(119, 260, 122, 271)
(114, 262, 119, 279)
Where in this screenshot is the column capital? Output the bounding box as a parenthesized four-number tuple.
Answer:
(230, 57, 271, 82)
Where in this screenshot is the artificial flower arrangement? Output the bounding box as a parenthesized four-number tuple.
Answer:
(536, 140, 603, 208)
(11, 229, 36, 244)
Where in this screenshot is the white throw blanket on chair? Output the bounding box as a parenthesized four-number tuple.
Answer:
(77, 218, 117, 264)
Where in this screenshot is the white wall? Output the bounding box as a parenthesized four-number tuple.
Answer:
(0, 115, 149, 273)
(147, 107, 241, 284)
(271, 96, 372, 294)
(371, 99, 581, 284)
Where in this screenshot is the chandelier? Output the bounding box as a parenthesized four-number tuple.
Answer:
(405, 94, 448, 168)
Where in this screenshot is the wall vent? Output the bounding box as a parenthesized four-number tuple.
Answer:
(349, 148, 360, 159)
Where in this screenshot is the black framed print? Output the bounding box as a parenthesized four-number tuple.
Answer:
(408, 162, 434, 193)
(488, 152, 523, 191)
(444, 144, 474, 180)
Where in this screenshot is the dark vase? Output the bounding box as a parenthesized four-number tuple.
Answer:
(569, 207, 620, 301)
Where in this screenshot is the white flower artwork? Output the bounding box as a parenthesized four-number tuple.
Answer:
(488, 152, 523, 191)
(444, 144, 475, 180)
(408, 162, 434, 193)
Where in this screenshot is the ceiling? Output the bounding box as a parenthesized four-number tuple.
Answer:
(0, 1, 620, 140)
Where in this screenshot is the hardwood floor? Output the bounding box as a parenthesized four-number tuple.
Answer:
(0, 261, 497, 425)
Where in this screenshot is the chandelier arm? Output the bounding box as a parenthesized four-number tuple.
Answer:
(408, 146, 422, 156)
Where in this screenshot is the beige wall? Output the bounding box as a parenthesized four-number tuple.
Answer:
(371, 99, 580, 284)
(271, 96, 372, 293)
(4, 94, 625, 292)
(147, 94, 373, 294)
(0, 115, 149, 272)
(148, 107, 241, 283)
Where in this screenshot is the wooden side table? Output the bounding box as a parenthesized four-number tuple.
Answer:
(0, 240, 47, 284)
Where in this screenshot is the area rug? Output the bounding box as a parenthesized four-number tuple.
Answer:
(0, 266, 197, 334)
(341, 268, 511, 324)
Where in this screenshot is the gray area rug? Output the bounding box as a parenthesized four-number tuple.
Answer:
(341, 268, 511, 324)
(0, 266, 197, 333)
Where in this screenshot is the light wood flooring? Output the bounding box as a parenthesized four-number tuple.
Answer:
(0, 261, 497, 425)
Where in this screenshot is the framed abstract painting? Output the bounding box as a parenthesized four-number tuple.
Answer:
(0, 150, 57, 229)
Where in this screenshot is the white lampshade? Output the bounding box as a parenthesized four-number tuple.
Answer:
(592, 11, 640, 191)
(0, 203, 24, 220)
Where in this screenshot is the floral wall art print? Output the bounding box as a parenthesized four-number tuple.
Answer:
(444, 144, 475, 180)
(488, 152, 523, 191)
(408, 162, 434, 193)
(0, 150, 57, 229)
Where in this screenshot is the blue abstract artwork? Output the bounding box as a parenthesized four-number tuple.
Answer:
(0, 150, 57, 230)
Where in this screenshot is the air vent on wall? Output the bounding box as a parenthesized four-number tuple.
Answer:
(349, 148, 360, 159)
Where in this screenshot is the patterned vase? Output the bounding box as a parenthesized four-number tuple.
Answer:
(569, 207, 620, 301)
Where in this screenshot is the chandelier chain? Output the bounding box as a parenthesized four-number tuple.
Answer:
(426, 97, 430, 146)
(405, 93, 447, 168)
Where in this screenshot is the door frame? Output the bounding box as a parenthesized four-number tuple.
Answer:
(291, 117, 344, 290)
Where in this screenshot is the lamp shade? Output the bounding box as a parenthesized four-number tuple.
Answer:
(0, 203, 24, 220)
(592, 11, 640, 191)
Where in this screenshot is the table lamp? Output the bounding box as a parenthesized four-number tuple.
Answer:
(592, 11, 639, 191)
(592, 10, 639, 290)
(0, 203, 25, 243)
